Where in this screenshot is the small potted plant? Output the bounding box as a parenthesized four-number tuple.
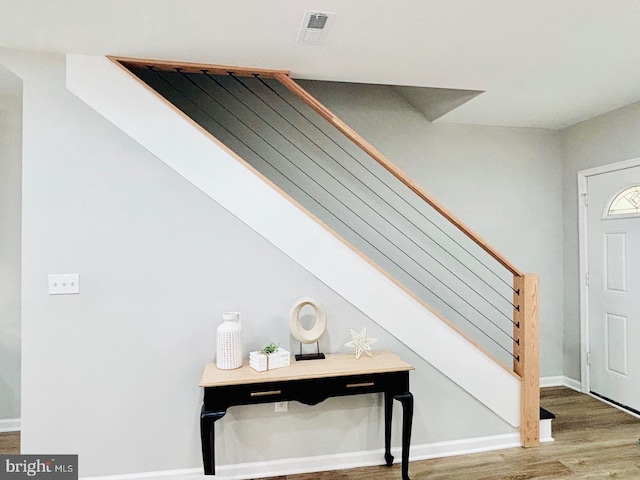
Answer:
(249, 342, 291, 372)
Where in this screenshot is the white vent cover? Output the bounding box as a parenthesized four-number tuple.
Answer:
(297, 11, 336, 44)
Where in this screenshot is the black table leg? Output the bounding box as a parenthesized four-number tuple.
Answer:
(384, 391, 394, 466)
(395, 392, 414, 480)
(200, 406, 225, 475)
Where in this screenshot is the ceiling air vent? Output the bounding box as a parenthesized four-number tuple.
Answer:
(297, 11, 336, 44)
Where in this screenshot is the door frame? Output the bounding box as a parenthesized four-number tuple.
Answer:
(578, 156, 640, 394)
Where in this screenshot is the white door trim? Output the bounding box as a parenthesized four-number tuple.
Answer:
(578, 156, 640, 394)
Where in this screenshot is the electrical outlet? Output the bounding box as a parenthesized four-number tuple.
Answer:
(275, 401, 288, 412)
(48, 274, 80, 295)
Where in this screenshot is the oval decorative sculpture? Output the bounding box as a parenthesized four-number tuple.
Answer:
(289, 297, 327, 343)
(289, 297, 326, 360)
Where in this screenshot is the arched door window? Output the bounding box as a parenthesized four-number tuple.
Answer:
(606, 185, 640, 217)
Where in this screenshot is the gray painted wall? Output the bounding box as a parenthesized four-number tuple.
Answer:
(0, 65, 22, 423)
(561, 100, 640, 381)
(2, 51, 519, 477)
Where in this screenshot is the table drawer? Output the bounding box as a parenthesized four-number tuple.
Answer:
(204, 382, 288, 410)
(203, 371, 409, 411)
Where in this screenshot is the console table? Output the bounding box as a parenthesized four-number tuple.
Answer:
(199, 350, 414, 479)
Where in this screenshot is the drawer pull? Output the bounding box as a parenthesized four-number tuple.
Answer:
(250, 390, 282, 397)
(346, 382, 375, 388)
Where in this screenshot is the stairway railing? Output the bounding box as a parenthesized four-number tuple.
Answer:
(111, 57, 540, 446)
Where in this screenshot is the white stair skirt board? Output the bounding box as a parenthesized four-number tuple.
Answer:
(0, 418, 20, 432)
(66, 54, 520, 427)
(79, 433, 522, 480)
(540, 418, 554, 443)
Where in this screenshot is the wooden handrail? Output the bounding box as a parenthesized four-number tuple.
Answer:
(274, 73, 524, 277)
(108, 56, 522, 277)
(108, 56, 290, 79)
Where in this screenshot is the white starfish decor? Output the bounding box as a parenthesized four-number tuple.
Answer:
(344, 327, 378, 359)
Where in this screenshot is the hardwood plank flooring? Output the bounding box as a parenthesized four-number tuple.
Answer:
(256, 387, 640, 479)
(0, 431, 19, 454)
(2, 387, 638, 478)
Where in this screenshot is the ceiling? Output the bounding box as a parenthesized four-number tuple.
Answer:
(2, 0, 640, 129)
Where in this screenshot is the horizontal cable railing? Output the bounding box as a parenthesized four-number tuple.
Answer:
(126, 64, 523, 369)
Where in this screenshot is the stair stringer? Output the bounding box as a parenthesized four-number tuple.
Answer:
(66, 54, 521, 428)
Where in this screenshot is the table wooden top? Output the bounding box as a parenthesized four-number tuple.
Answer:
(200, 350, 414, 387)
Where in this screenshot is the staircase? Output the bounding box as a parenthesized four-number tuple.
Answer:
(66, 54, 541, 446)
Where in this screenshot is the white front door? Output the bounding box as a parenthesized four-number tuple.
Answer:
(587, 165, 640, 412)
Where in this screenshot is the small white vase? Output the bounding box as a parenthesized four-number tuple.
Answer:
(216, 312, 243, 370)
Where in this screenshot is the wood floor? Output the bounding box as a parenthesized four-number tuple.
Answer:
(0, 431, 19, 454)
(1, 387, 639, 478)
(262, 387, 640, 479)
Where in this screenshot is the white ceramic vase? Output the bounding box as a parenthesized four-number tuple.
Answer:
(216, 312, 243, 370)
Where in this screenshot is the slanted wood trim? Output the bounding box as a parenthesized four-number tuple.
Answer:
(273, 73, 524, 277)
(108, 56, 290, 78)
(513, 273, 540, 447)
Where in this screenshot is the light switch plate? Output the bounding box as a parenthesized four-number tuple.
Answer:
(48, 274, 80, 295)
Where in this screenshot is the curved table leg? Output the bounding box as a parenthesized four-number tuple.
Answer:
(395, 392, 414, 480)
(201, 407, 226, 475)
(384, 391, 394, 466)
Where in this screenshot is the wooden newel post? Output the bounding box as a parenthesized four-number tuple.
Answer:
(514, 273, 540, 447)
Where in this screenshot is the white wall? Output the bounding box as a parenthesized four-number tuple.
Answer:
(300, 81, 565, 377)
(561, 100, 640, 381)
(0, 64, 22, 425)
(0, 50, 518, 477)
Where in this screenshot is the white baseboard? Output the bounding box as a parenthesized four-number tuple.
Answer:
(539, 375, 564, 387)
(540, 375, 581, 391)
(80, 432, 521, 480)
(0, 418, 20, 432)
(562, 377, 582, 392)
(408, 433, 521, 462)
